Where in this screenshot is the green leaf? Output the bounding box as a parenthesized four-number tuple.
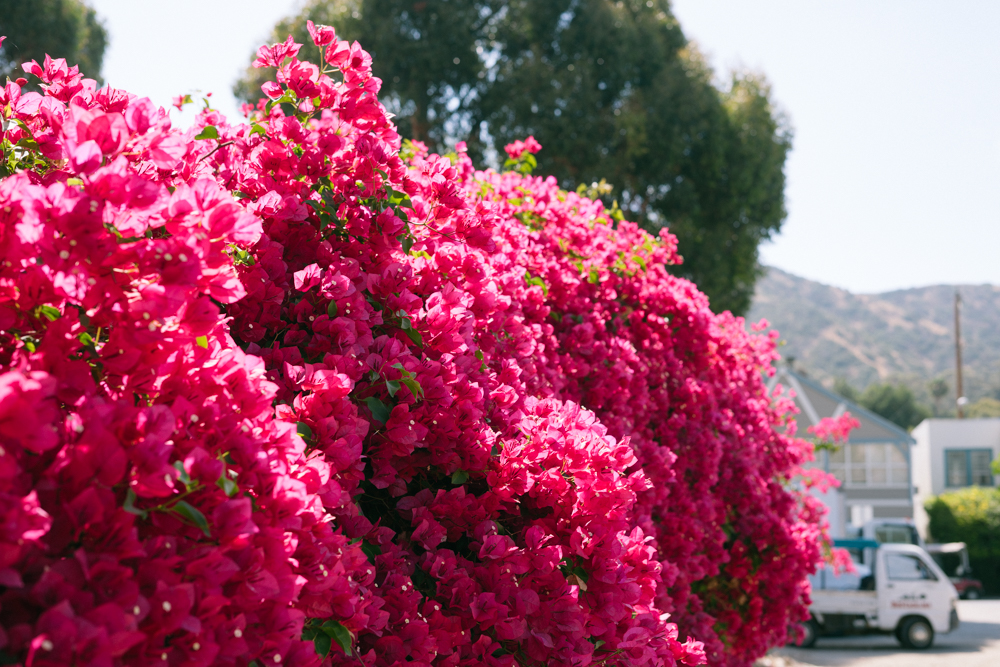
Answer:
(195, 335, 208, 349)
(360, 540, 381, 564)
(385, 379, 401, 398)
(364, 397, 391, 424)
(123, 488, 147, 519)
(250, 123, 268, 137)
(524, 272, 548, 295)
(313, 633, 332, 657)
(400, 377, 423, 399)
(451, 470, 469, 485)
(385, 185, 412, 209)
(327, 301, 339, 318)
(195, 125, 219, 140)
(321, 620, 352, 657)
(216, 471, 238, 497)
(296, 422, 314, 440)
(79, 332, 95, 347)
(390, 363, 424, 399)
(397, 232, 414, 254)
(173, 500, 210, 537)
(404, 329, 423, 347)
(475, 349, 484, 361)
(39, 305, 61, 321)
(172, 461, 192, 489)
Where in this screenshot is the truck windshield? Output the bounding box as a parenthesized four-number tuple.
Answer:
(886, 554, 937, 581)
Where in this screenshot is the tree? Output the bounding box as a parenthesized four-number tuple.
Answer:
(928, 377, 949, 416)
(926, 487, 1000, 594)
(858, 382, 930, 431)
(235, 0, 791, 316)
(0, 0, 107, 84)
(966, 397, 1000, 418)
(834, 377, 860, 403)
(233, 0, 502, 150)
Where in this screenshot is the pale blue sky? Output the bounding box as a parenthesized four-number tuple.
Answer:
(87, 0, 1000, 294)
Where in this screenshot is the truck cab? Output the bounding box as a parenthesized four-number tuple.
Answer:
(794, 541, 959, 649)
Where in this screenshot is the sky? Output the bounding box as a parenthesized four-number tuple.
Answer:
(670, 0, 1000, 294)
(86, 0, 1000, 294)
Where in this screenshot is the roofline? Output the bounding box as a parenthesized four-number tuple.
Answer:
(777, 368, 917, 445)
(915, 417, 1000, 426)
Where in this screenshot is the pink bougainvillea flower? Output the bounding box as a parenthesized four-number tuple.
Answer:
(252, 35, 302, 69)
(0, 28, 836, 667)
(306, 20, 336, 47)
(260, 81, 283, 100)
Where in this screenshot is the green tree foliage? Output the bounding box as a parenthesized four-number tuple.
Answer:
(859, 382, 930, 430)
(0, 0, 107, 84)
(834, 379, 930, 430)
(928, 377, 949, 416)
(233, 0, 502, 149)
(833, 377, 860, 403)
(235, 0, 791, 316)
(926, 487, 1000, 594)
(966, 397, 1000, 418)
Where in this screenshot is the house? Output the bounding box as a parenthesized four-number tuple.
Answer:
(911, 418, 999, 540)
(769, 367, 917, 537)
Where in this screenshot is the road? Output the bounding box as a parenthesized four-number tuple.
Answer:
(769, 599, 1000, 667)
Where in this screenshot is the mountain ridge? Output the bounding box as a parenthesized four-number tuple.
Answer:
(747, 267, 1000, 406)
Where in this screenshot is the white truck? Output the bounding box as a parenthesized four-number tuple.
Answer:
(793, 540, 959, 649)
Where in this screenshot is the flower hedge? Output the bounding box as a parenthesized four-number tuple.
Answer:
(0, 27, 831, 667)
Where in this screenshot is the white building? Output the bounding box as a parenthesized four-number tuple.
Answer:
(912, 418, 999, 539)
(770, 368, 916, 538)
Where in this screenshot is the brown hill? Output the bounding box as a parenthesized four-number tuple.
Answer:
(747, 267, 1000, 407)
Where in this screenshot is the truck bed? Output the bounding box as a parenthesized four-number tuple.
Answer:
(811, 590, 878, 615)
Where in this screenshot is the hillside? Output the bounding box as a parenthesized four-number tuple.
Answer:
(747, 267, 1000, 407)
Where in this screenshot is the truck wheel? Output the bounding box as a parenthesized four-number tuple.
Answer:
(789, 619, 819, 648)
(965, 588, 981, 600)
(897, 617, 934, 649)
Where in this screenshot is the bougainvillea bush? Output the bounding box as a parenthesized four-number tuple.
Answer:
(0, 27, 834, 667)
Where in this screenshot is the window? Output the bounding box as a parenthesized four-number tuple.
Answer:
(828, 443, 908, 487)
(945, 449, 995, 488)
(874, 524, 919, 546)
(886, 554, 936, 581)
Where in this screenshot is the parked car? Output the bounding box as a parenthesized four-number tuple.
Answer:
(792, 541, 959, 649)
(926, 542, 985, 600)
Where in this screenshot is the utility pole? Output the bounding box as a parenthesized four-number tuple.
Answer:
(955, 290, 965, 418)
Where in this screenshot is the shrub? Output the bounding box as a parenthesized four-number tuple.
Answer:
(0, 27, 830, 667)
(926, 487, 1000, 594)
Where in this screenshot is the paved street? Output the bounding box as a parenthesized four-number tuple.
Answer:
(769, 600, 1000, 667)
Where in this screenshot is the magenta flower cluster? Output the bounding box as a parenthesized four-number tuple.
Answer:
(0, 24, 836, 667)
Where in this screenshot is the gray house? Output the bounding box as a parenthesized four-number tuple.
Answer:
(768, 367, 916, 537)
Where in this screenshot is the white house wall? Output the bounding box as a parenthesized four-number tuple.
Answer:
(912, 418, 1000, 540)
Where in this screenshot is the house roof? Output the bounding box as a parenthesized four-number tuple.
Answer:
(769, 367, 916, 445)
